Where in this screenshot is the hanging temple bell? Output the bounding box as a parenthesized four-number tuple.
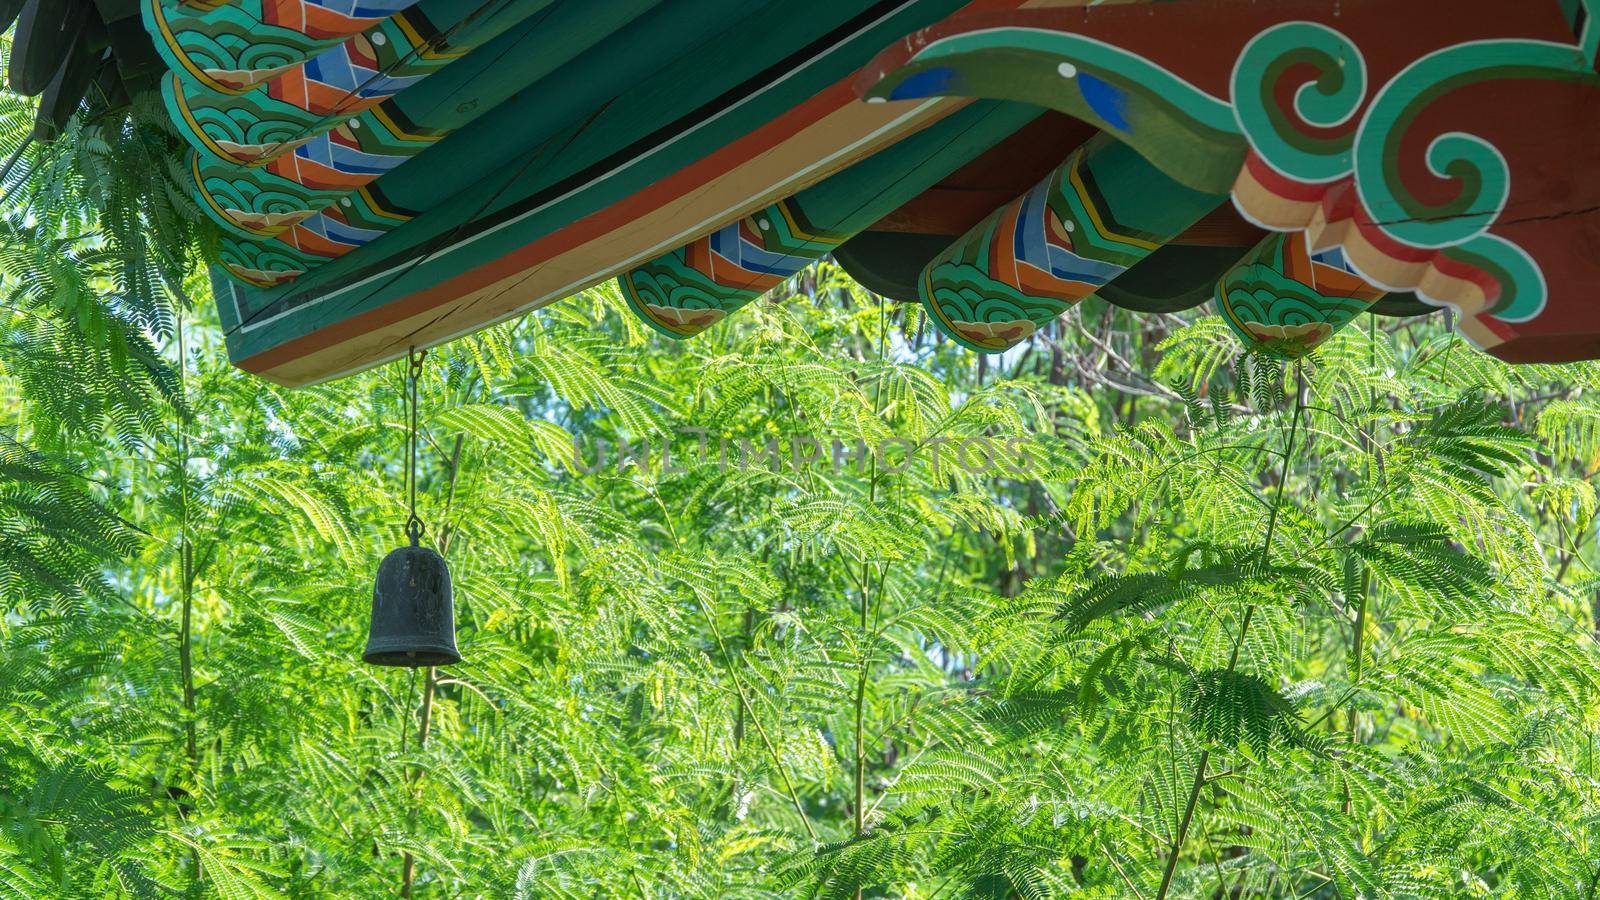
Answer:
(363, 529, 461, 668)
(364, 346, 461, 668)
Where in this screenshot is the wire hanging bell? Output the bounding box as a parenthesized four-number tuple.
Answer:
(364, 348, 461, 667)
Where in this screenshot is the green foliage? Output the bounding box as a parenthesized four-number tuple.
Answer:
(1183, 669, 1310, 756)
(4, 84, 1600, 898)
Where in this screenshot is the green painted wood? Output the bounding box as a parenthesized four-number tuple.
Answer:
(146, 0, 421, 92)
(857, 2, 1600, 362)
(189, 0, 664, 251)
(168, 0, 565, 167)
(1097, 244, 1250, 314)
(214, 0, 796, 279)
(1215, 234, 1385, 359)
(618, 100, 1043, 337)
(919, 134, 1226, 352)
(222, 0, 978, 366)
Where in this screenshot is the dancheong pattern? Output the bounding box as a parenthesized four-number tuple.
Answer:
(124, 0, 1600, 384)
(168, 0, 568, 170)
(1216, 233, 1387, 359)
(176, 0, 570, 239)
(618, 102, 1044, 340)
(621, 201, 846, 339)
(201, 0, 739, 284)
(215, 183, 409, 287)
(919, 134, 1223, 353)
(859, 3, 1600, 361)
(145, 0, 418, 93)
(166, 2, 470, 165)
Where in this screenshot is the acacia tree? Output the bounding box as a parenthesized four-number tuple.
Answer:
(2, 84, 1600, 898)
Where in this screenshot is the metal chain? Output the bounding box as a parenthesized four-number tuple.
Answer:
(404, 348, 427, 546)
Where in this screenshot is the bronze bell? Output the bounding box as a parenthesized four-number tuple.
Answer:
(363, 542, 461, 667)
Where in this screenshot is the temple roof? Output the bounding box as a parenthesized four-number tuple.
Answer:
(14, 0, 1600, 383)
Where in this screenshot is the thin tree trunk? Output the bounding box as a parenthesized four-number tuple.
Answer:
(1341, 563, 1370, 819)
(175, 311, 197, 776)
(1156, 362, 1305, 900)
(1346, 570, 1369, 744)
(733, 607, 753, 747)
(854, 565, 868, 840)
(850, 309, 890, 900)
(175, 307, 200, 882)
(400, 666, 436, 898)
(180, 532, 196, 774)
